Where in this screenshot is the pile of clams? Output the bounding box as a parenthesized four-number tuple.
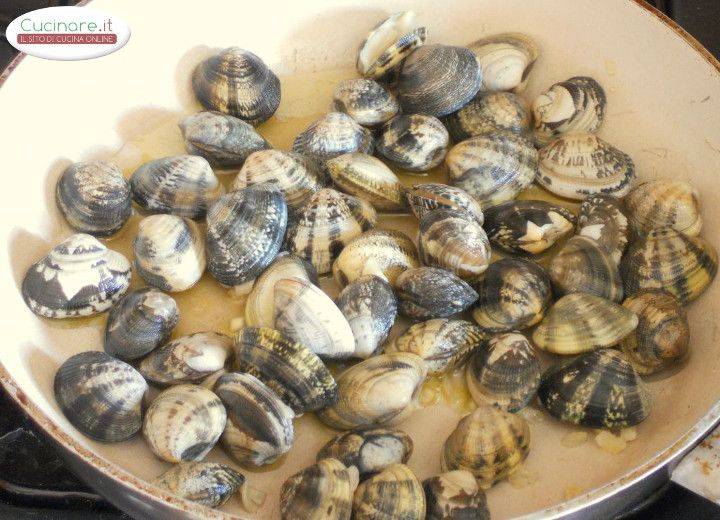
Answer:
(20, 8, 718, 520)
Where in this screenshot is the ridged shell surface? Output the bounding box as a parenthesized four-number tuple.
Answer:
(405, 183, 484, 224)
(352, 463, 426, 520)
(576, 194, 628, 265)
(327, 152, 406, 211)
(468, 32, 538, 92)
(443, 91, 531, 142)
(317, 429, 413, 476)
(395, 267, 478, 321)
(624, 180, 702, 236)
(376, 114, 450, 172)
(153, 462, 244, 508)
(333, 78, 399, 126)
(423, 470, 490, 520)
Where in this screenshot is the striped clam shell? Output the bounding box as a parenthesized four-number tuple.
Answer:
(442, 91, 531, 142)
(468, 32, 538, 93)
(405, 183, 484, 224)
(624, 180, 702, 236)
(317, 429, 413, 477)
(327, 152, 406, 211)
(153, 462, 244, 508)
(576, 194, 629, 265)
(54, 351, 147, 442)
(376, 114, 450, 172)
(353, 463, 426, 520)
(423, 470, 489, 520)
(332, 78, 399, 127)
(395, 267, 478, 321)
(538, 349, 652, 429)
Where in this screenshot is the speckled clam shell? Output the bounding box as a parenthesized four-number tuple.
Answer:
(441, 405, 530, 488)
(577, 194, 628, 265)
(233, 327, 338, 414)
(353, 463, 426, 520)
(214, 372, 295, 467)
(620, 291, 690, 375)
(337, 275, 397, 359)
(356, 11, 427, 80)
(418, 209, 491, 282)
(22, 233, 131, 319)
(280, 458, 358, 520)
(192, 47, 280, 125)
(423, 470, 489, 520)
(327, 152, 406, 211)
(376, 114, 449, 172)
(537, 134, 635, 200)
(405, 183, 484, 224)
(532, 76, 606, 146)
(179, 111, 270, 168)
(133, 215, 205, 292)
(153, 462, 245, 508)
(317, 429, 413, 477)
(624, 180, 702, 236)
(620, 227, 717, 304)
(286, 188, 377, 275)
(385, 318, 485, 375)
(549, 235, 624, 302)
(443, 91, 531, 142)
(274, 277, 356, 359)
(317, 353, 427, 430)
(104, 288, 178, 361)
(395, 267, 478, 321)
(538, 349, 652, 429)
(333, 229, 419, 287)
(468, 32, 538, 93)
(130, 155, 224, 220)
(143, 384, 226, 463)
(532, 293, 638, 355)
(465, 333, 541, 412)
(205, 183, 288, 287)
(55, 161, 131, 236)
(54, 351, 147, 442)
(446, 130, 537, 207)
(483, 199, 575, 255)
(333, 78, 399, 127)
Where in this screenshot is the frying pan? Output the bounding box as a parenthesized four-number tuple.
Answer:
(1, 0, 720, 518)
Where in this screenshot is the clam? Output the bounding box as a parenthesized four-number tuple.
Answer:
(153, 462, 244, 508)
(285, 188, 377, 275)
(317, 353, 427, 430)
(133, 215, 205, 292)
(446, 130, 538, 207)
(532, 76, 606, 146)
(130, 155, 224, 220)
(537, 134, 635, 200)
(532, 293, 638, 355)
(465, 332, 541, 412)
(395, 267, 478, 321)
(143, 384, 226, 463)
(337, 275, 398, 359)
(537, 349, 652, 428)
(205, 183, 288, 288)
(55, 161, 131, 236)
(468, 32, 538, 93)
(280, 458, 358, 520)
(548, 235, 624, 302)
(214, 372, 295, 467)
(54, 351, 147, 442)
(576, 194, 629, 265)
(333, 229, 419, 287)
(624, 180, 702, 236)
(423, 470, 490, 520)
(385, 318, 485, 374)
(317, 429, 413, 477)
(397, 44, 482, 117)
(443, 91, 531, 142)
(138, 331, 233, 385)
(192, 47, 280, 125)
(376, 114, 450, 172)
(441, 405, 530, 487)
(356, 11, 426, 80)
(353, 464, 426, 520)
(621, 227, 717, 304)
(274, 277, 356, 359)
(472, 258, 553, 333)
(327, 152, 406, 211)
(620, 291, 690, 375)
(233, 326, 338, 414)
(483, 199, 575, 255)
(104, 288, 179, 361)
(22, 233, 131, 319)
(405, 183, 484, 224)
(418, 209, 491, 282)
(332, 78, 399, 127)
(179, 111, 270, 168)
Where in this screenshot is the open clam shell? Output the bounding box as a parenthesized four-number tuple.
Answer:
(443, 91, 531, 142)
(332, 78, 399, 127)
(153, 462, 245, 508)
(317, 429, 413, 477)
(423, 470, 489, 520)
(468, 32, 538, 93)
(395, 267, 478, 321)
(353, 463, 426, 520)
(376, 114, 450, 172)
(327, 152, 406, 211)
(576, 194, 629, 265)
(624, 180, 702, 236)
(405, 183, 483, 224)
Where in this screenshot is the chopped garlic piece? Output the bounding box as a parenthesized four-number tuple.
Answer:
(620, 427, 638, 442)
(595, 430, 627, 454)
(561, 431, 589, 448)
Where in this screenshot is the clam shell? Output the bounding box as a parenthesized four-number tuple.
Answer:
(423, 470, 489, 520)
(143, 384, 226, 463)
(537, 349, 652, 428)
(446, 130, 538, 207)
(54, 351, 147, 442)
(327, 152, 406, 211)
(153, 462, 244, 508)
(624, 180, 702, 236)
(405, 183, 484, 224)
(333, 78, 399, 127)
(353, 463, 426, 520)
(376, 114, 449, 172)
(192, 47, 280, 125)
(537, 134, 635, 200)
(532, 293, 638, 355)
(317, 429, 413, 477)
(55, 161, 131, 236)
(395, 267, 478, 321)
(468, 32, 538, 93)
(317, 353, 427, 430)
(22, 233, 131, 319)
(442, 91, 531, 142)
(576, 194, 629, 265)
